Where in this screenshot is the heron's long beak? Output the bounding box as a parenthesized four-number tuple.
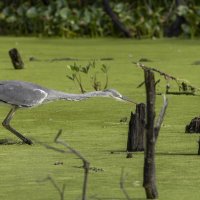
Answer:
(121, 96, 137, 104)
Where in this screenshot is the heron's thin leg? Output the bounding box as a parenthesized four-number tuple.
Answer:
(2, 106, 32, 145)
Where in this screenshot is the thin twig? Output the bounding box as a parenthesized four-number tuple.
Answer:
(34, 139, 68, 154)
(120, 168, 132, 200)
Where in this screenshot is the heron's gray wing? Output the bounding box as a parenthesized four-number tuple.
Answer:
(0, 81, 47, 107)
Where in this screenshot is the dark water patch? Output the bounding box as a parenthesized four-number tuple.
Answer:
(192, 60, 200, 65)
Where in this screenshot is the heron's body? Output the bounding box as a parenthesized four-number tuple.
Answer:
(0, 80, 135, 145)
(0, 81, 49, 107)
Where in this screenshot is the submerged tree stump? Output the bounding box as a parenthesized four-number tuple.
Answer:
(8, 48, 24, 69)
(185, 117, 200, 133)
(127, 103, 145, 152)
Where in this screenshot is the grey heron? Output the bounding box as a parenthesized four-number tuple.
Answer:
(0, 80, 136, 145)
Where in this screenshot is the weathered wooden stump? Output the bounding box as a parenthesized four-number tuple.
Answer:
(126, 103, 145, 152)
(8, 48, 24, 69)
(185, 117, 200, 133)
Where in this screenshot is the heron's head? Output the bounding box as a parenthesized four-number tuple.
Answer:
(103, 89, 137, 104)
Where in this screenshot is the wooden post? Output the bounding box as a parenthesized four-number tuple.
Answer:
(8, 48, 24, 69)
(143, 70, 158, 199)
(127, 103, 145, 153)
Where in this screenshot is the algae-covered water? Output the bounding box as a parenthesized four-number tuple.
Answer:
(0, 37, 200, 199)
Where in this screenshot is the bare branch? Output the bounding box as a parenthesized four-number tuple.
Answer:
(133, 62, 177, 81)
(38, 175, 65, 200)
(120, 168, 132, 200)
(154, 95, 168, 139)
(134, 62, 200, 95)
(35, 129, 90, 200)
(32, 136, 68, 154)
(55, 130, 89, 163)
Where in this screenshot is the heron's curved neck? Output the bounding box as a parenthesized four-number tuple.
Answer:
(46, 90, 108, 102)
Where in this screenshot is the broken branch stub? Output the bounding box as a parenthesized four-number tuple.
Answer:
(127, 103, 145, 153)
(8, 48, 24, 69)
